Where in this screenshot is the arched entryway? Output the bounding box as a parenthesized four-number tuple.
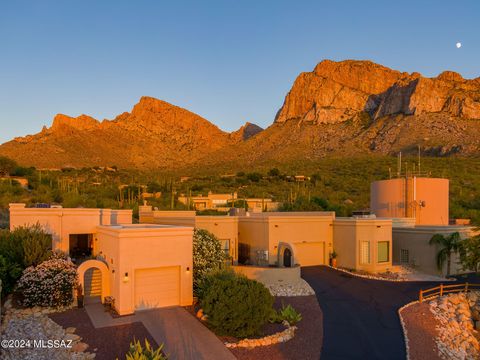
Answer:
(77, 260, 110, 302)
(278, 242, 295, 268)
(283, 248, 292, 267)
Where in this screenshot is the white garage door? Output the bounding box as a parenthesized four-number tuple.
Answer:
(135, 266, 180, 310)
(295, 242, 325, 266)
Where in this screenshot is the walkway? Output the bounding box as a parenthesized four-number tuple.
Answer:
(302, 266, 440, 360)
(85, 303, 235, 360)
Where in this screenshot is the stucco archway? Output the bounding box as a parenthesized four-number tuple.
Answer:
(77, 260, 110, 301)
(278, 242, 295, 268)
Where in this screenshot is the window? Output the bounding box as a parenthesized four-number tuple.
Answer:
(220, 239, 230, 256)
(378, 242, 390, 263)
(360, 241, 370, 264)
(400, 249, 409, 264)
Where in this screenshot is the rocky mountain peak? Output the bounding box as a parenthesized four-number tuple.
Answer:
(230, 122, 263, 141)
(275, 59, 480, 124)
(51, 114, 99, 131)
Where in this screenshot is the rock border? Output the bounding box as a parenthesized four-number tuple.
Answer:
(224, 320, 297, 349)
(327, 265, 455, 283)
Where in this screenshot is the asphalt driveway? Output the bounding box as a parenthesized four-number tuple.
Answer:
(302, 266, 440, 360)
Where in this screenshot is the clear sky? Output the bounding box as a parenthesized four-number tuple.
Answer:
(0, 0, 478, 143)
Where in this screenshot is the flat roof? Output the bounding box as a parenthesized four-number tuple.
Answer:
(98, 224, 185, 230)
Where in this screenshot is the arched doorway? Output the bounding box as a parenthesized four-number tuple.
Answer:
(283, 248, 292, 267)
(77, 260, 110, 303)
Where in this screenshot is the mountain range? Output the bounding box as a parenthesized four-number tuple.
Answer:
(1, 59, 479, 170)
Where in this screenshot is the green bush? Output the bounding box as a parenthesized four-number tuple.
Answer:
(193, 229, 226, 292)
(196, 268, 237, 301)
(13, 224, 53, 267)
(200, 269, 274, 338)
(0, 225, 52, 296)
(270, 303, 302, 325)
(125, 338, 167, 360)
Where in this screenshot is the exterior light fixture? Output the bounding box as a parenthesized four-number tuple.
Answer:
(123, 272, 129, 282)
(186, 267, 190, 273)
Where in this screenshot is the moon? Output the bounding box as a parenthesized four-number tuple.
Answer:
(456, 42, 462, 48)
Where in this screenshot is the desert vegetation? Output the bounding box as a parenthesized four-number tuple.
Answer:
(0, 155, 479, 227)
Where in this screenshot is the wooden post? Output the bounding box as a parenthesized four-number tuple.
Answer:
(419, 290, 423, 303)
(440, 284, 444, 296)
(465, 282, 469, 293)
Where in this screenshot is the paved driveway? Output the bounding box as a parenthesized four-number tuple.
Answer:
(302, 266, 440, 360)
(85, 303, 235, 360)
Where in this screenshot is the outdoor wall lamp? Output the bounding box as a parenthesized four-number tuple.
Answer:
(123, 272, 129, 282)
(186, 267, 190, 273)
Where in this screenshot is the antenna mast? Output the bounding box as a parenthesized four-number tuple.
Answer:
(397, 152, 402, 177)
(418, 145, 421, 176)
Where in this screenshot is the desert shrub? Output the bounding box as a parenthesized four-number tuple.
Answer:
(270, 303, 302, 325)
(200, 269, 274, 338)
(193, 229, 226, 291)
(12, 224, 52, 267)
(0, 255, 23, 295)
(125, 338, 167, 360)
(196, 268, 237, 301)
(18, 257, 78, 307)
(0, 225, 52, 296)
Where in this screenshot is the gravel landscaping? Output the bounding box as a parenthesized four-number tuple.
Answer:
(228, 296, 323, 360)
(49, 308, 158, 360)
(400, 301, 441, 360)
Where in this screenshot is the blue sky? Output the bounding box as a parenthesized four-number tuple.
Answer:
(0, 1, 478, 143)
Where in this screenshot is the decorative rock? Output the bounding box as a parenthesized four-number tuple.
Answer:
(64, 333, 81, 342)
(196, 309, 203, 318)
(224, 323, 298, 349)
(72, 342, 89, 353)
(66, 327, 77, 334)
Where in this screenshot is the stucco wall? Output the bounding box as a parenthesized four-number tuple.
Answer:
(9, 204, 133, 254)
(239, 212, 334, 266)
(195, 217, 238, 262)
(96, 224, 193, 315)
(238, 216, 270, 264)
(139, 208, 238, 262)
(334, 218, 392, 273)
(393, 225, 475, 276)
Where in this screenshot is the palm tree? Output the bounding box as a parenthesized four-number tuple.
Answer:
(429, 232, 462, 276)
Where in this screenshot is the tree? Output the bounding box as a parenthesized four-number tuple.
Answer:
(0, 156, 18, 177)
(459, 235, 480, 273)
(193, 229, 226, 291)
(246, 172, 262, 182)
(429, 232, 462, 276)
(268, 168, 280, 177)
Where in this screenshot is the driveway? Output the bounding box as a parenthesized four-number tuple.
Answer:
(302, 266, 440, 360)
(84, 303, 235, 360)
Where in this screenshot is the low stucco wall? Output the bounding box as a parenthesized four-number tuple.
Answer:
(232, 265, 301, 284)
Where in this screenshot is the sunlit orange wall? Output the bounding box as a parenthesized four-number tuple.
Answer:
(370, 178, 449, 225)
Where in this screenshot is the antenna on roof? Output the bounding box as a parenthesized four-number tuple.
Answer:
(397, 152, 402, 177)
(418, 145, 421, 176)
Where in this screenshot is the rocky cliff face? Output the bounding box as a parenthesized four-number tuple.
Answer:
(1, 60, 480, 170)
(275, 60, 480, 124)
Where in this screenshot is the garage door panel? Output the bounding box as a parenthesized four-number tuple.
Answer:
(295, 242, 325, 266)
(135, 266, 180, 310)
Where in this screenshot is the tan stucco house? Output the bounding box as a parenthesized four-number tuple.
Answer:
(139, 207, 238, 263)
(9, 203, 193, 315)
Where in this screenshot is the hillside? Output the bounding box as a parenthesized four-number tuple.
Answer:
(1, 60, 480, 170)
(0, 97, 259, 169)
